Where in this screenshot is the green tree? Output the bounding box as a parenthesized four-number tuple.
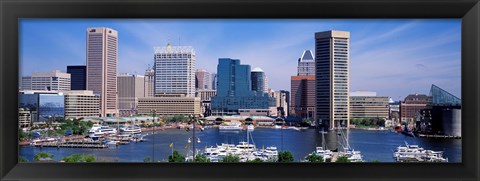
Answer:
(168, 150, 185, 163)
(371, 118, 378, 126)
(222, 154, 240, 163)
(246, 158, 264, 163)
(19, 157, 28, 163)
(19, 128, 27, 140)
(193, 154, 210, 163)
(377, 119, 386, 127)
(350, 118, 360, 125)
(34, 152, 54, 161)
(371, 160, 380, 163)
(61, 154, 96, 162)
(277, 151, 294, 162)
(306, 154, 324, 163)
(143, 157, 152, 162)
(335, 156, 351, 163)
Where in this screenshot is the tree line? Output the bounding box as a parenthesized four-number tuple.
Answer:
(23, 150, 382, 163)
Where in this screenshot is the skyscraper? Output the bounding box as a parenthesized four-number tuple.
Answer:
(67, 65, 86, 90)
(216, 58, 252, 97)
(154, 44, 196, 97)
(251, 67, 266, 94)
(211, 58, 275, 115)
(117, 74, 145, 116)
(86, 27, 118, 117)
(21, 70, 71, 91)
(195, 69, 212, 90)
(315, 30, 350, 130)
(298, 50, 315, 76)
(211, 73, 218, 90)
(144, 66, 154, 97)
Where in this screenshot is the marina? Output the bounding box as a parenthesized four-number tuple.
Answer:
(19, 128, 461, 162)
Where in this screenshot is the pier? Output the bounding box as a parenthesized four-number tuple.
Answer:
(417, 134, 461, 139)
(34, 140, 108, 149)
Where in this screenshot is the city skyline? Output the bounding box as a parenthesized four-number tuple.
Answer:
(20, 19, 461, 100)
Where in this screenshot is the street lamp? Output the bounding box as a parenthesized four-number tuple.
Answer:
(188, 114, 203, 160)
(151, 109, 156, 162)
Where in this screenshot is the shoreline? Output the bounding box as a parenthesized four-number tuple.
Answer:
(350, 127, 389, 131)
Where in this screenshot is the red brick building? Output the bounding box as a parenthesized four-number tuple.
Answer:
(290, 75, 316, 122)
(400, 94, 431, 125)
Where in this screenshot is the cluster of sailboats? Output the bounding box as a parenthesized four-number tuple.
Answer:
(393, 142, 448, 162)
(201, 128, 278, 162)
(202, 142, 278, 162)
(304, 130, 365, 162)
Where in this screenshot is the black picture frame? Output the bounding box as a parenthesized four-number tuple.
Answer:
(1, 0, 479, 180)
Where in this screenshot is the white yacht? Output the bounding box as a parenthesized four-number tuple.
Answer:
(219, 122, 242, 131)
(340, 148, 364, 162)
(236, 141, 256, 152)
(88, 124, 117, 139)
(120, 126, 142, 134)
(393, 142, 448, 162)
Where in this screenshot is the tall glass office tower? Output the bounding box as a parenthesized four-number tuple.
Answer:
(216, 58, 252, 97)
(315, 30, 350, 130)
(211, 58, 274, 115)
(154, 44, 196, 97)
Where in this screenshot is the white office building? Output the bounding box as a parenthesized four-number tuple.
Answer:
(21, 70, 71, 91)
(154, 43, 196, 97)
(62, 90, 100, 119)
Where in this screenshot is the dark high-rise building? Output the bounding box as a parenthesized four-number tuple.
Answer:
(315, 30, 350, 130)
(67, 65, 87, 90)
(251, 67, 266, 94)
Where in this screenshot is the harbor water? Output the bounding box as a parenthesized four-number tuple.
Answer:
(19, 128, 462, 162)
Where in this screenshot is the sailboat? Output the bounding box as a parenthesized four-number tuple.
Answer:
(305, 131, 333, 162)
(337, 129, 364, 162)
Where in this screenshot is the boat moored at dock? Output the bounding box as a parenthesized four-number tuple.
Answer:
(393, 142, 448, 162)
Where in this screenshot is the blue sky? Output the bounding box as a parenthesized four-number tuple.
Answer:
(20, 19, 461, 100)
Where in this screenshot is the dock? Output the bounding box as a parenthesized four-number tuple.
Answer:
(330, 152, 339, 162)
(418, 134, 461, 139)
(34, 140, 108, 149)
